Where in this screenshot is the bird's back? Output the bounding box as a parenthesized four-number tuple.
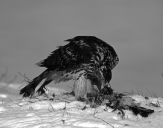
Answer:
(37, 36, 119, 72)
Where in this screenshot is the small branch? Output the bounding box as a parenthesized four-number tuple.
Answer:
(93, 115, 115, 128)
(92, 106, 114, 128)
(18, 72, 31, 83)
(48, 102, 55, 112)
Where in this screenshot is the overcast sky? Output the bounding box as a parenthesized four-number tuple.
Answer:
(0, 0, 163, 96)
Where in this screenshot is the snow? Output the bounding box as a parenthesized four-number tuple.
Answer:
(0, 94, 8, 98)
(0, 106, 6, 112)
(73, 121, 109, 128)
(0, 83, 163, 128)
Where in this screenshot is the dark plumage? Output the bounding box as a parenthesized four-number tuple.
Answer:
(20, 36, 119, 99)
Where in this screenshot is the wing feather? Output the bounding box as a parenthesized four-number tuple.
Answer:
(37, 40, 93, 71)
(37, 36, 119, 73)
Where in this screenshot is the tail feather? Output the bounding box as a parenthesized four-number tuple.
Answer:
(20, 70, 49, 97)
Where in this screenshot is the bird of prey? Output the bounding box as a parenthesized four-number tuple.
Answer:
(20, 36, 119, 100)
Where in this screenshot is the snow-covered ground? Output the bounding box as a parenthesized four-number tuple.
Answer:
(0, 82, 163, 128)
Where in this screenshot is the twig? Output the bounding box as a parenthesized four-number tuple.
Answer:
(93, 115, 115, 128)
(18, 72, 31, 83)
(48, 102, 56, 112)
(92, 106, 114, 128)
